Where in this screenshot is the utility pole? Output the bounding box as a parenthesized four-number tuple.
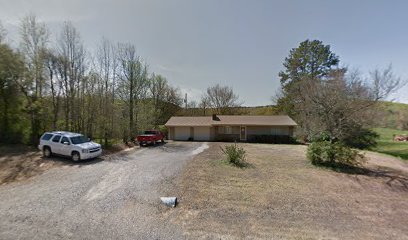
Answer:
(184, 93, 187, 109)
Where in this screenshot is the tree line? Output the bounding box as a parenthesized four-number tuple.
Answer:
(0, 15, 184, 146)
(0, 15, 247, 147)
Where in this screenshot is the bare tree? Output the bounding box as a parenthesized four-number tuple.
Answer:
(202, 84, 242, 114)
(57, 21, 86, 132)
(293, 67, 406, 147)
(199, 95, 210, 116)
(117, 43, 149, 142)
(95, 38, 117, 145)
(18, 14, 49, 145)
(370, 65, 405, 101)
(44, 49, 62, 130)
(187, 100, 199, 115)
(148, 74, 183, 126)
(0, 20, 6, 43)
(149, 73, 168, 126)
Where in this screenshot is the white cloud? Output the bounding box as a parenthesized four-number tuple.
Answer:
(156, 64, 181, 74)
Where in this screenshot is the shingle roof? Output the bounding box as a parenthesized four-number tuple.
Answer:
(165, 115, 297, 127)
(165, 116, 214, 127)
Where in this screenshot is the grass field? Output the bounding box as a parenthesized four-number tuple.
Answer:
(373, 128, 408, 160)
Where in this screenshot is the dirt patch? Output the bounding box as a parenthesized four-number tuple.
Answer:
(0, 143, 138, 185)
(0, 145, 59, 185)
(172, 143, 408, 239)
(102, 142, 138, 155)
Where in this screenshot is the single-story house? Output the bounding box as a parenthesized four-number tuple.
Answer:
(165, 114, 297, 143)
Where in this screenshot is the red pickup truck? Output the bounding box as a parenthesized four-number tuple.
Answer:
(136, 130, 165, 146)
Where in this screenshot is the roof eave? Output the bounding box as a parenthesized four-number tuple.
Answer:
(165, 124, 212, 127)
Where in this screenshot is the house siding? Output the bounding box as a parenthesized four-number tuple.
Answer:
(169, 127, 175, 140)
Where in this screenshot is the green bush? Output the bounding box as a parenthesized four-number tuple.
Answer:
(342, 128, 379, 149)
(158, 125, 168, 138)
(247, 135, 296, 144)
(307, 141, 365, 167)
(220, 143, 247, 167)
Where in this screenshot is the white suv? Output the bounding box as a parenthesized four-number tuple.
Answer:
(38, 131, 102, 161)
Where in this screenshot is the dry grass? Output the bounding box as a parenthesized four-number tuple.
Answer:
(172, 143, 408, 239)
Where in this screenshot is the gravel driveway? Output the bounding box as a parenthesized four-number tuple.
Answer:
(0, 141, 207, 240)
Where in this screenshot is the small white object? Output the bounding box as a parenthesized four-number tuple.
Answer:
(160, 197, 177, 207)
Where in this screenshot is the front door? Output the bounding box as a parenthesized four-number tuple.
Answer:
(50, 135, 62, 154)
(240, 126, 247, 141)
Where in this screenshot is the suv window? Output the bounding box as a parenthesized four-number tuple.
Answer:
(70, 135, 88, 144)
(144, 131, 157, 135)
(52, 135, 61, 143)
(61, 137, 70, 144)
(41, 133, 53, 141)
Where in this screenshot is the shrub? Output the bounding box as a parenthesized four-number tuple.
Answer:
(247, 135, 296, 144)
(342, 128, 379, 149)
(307, 141, 365, 167)
(158, 125, 168, 138)
(215, 135, 240, 142)
(220, 143, 247, 167)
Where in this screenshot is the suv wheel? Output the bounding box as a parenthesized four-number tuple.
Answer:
(43, 147, 52, 158)
(72, 152, 80, 162)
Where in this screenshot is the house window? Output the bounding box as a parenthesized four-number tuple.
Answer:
(271, 127, 287, 135)
(218, 126, 224, 134)
(271, 128, 277, 135)
(218, 126, 233, 134)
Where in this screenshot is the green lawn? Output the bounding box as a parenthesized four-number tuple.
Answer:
(373, 128, 408, 160)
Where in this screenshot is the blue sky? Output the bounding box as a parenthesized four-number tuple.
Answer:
(1, 0, 407, 106)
